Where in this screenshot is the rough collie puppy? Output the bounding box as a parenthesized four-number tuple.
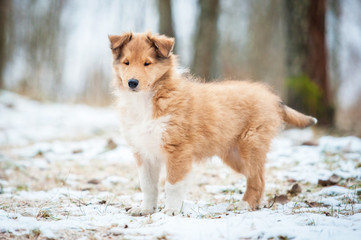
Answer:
(108, 32, 317, 216)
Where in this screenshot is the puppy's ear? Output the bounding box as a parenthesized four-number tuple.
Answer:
(147, 33, 175, 58)
(108, 32, 132, 51)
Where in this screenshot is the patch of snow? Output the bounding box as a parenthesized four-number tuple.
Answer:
(0, 179, 8, 186)
(205, 185, 238, 194)
(317, 186, 355, 196)
(12, 188, 89, 201)
(102, 176, 130, 186)
(319, 136, 361, 153)
(0, 90, 118, 147)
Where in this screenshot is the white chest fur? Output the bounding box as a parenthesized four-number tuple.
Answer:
(115, 91, 169, 162)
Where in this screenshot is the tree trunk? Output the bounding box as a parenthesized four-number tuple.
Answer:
(284, 0, 333, 125)
(191, 0, 220, 81)
(0, 0, 10, 89)
(308, 0, 330, 103)
(157, 0, 174, 37)
(328, 0, 341, 94)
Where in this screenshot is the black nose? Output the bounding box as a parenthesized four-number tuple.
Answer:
(128, 78, 139, 89)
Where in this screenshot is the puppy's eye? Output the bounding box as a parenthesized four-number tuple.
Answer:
(144, 62, 151, 66)
(124, 61, 129, 65)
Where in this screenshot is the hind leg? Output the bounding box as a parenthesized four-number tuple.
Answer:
(222, 145, 251, 211)
(242, 150, 265, 210)
(222, 142, 267, 211)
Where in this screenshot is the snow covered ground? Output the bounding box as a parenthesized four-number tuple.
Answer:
(0, 90, 360, 240)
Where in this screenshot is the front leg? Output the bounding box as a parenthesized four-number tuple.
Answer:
(128, 153, 161, 216)
(163, 154, 192, 216)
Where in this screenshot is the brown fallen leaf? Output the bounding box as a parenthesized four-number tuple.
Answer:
(87, 179, 100, 185)
(106, 138, 117, 150)
(34, 151, 44, 158)
(288, 183, 302, 196)
(329, 174, 341, 184)
(268, 194, 289, 207)
(36, 209, 51, 219)
(111, 229, 123, 236)
(305, 200, 330, 208)
(72, 149, 83, 154)
(98, 200, 107, 204)
(318, 173, 341, 186)
(278, 236, 292, 240)
(318, 179, 330, 186)
(5, 103, 14, 109)
(301, 140, 319, 146)
(323, 211, 332, 216)
(274, 194, 289, 204)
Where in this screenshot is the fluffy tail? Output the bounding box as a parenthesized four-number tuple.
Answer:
(281, 104, 317, 128)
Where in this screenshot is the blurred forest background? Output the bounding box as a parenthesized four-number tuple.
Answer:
(0, 0, 361, 135)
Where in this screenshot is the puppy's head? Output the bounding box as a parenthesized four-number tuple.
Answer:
(109, 32, 175, 92)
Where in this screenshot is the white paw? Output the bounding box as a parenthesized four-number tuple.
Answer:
(227, 200, 250, 211)
(161, 208, 180, 216)
(127, 207, 155, 216)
